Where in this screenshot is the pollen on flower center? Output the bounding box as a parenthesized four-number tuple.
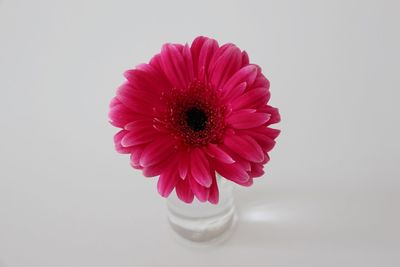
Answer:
(185, 107, 207, 131)
(157, 80, 227, 147)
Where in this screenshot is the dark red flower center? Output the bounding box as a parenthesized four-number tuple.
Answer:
(185, 107, 207, 131)
(158, 80, 227, 147)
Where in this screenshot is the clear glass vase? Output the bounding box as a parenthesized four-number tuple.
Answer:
(167, 175, 236, 244)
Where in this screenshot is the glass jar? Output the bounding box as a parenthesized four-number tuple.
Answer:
(167, 176, 236, 244)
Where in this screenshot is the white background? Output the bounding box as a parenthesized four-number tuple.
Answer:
(1, 0, 399, 266)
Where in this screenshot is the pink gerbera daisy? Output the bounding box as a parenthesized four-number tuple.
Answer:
(109, 36, 280, 204)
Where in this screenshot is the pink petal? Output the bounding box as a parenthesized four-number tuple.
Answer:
(252, 72, 270, 89)
(221, 82, 247, 103)
(148, 54, 172, 82)
(114, 84, 154, 116)
(227, 109, 271, 129)
(224, 134, 264, 163)
(222, 65, 258, 95)
(113, 130, 132, 154)
(190, 36, 209, 76)
(220, 143, 252, 171)
(157, 165, 179, 197)
(250, 126, 280, 140)
(117, 80, 159, 100)
(197, 38, 219, 82)
(234, 155, 252, 171)
(143, 155, 172, 177)
(109, 97, 120, 108)
(189, 175, 209, 202)
(117, 98, 152, 116)
(140, 136, 177, 167)
(208, 171, 219, 204)
(206, 144, 235, 164)
(124, 120, 152, 131)
(266, 128, 280, 139)
(214, 161, 250, 184)
(175, 178, 194, 203)
(259, 105, 281, 125)
(249, 163, 264, 178)
(231, 87, 270, 110)
(208, 43, 232, 68)
(242, 131, 276, 153)
(209, 45, 242, 90)
(121, 131, 157, 147)
(263, 153, 270, 164)
(160, 44, 190, 89)
(121, 121, 160, 146)
(173, 43, 184, 52)
(130, 147, 144, 169)
(237, 177, 253, 187)
(124, 66, 169, 95)
(190, 148, 212, 187)
(241, 51, 249, 67)
(178, 150, 189, 179)
(108, 98, 144, 128)
(242, 126, 280, 143)
(182, 43, 194, 83)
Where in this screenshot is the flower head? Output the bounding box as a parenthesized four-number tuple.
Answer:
(109, 36, 280, 204)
